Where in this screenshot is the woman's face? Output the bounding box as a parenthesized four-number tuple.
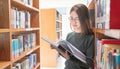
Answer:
(70, 11, 81, 32)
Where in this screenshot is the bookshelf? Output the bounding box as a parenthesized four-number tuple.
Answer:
(93, 0, 120, 69)
(40, 9, 62, 67)
(0, 0, 40, 69)
(56, 11, 62, 40)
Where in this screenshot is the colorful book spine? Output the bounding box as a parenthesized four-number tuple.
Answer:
(96, 38, 120, 69)
(95, 0, 120, 29)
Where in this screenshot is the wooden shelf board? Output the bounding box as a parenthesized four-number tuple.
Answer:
(33, 62, 40, 69)
(56, 30, 62, 32)
(56, 20, 62, 23)
(0, 29, 10, 33)
(0, 61, 11, 69)
(12, 46, 40, 63)
(94, 29, 120, 39)
(11, 0, 39, 12)
(11, 28, 40, 32)
(95, 29, 105, 34)
(104, 29, 120, 39)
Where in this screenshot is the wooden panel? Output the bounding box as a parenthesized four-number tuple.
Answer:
(36, 30, 40, 46)
(0, 0, 10, 28)
(0, 33, 10, 61)
(33, 0, 39, 9)
(31, 12, 39, 28)
(40, 9, 57, 67)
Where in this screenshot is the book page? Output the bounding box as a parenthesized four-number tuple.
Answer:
(41, 36, 86, 63)
(41, 36, 59, 47)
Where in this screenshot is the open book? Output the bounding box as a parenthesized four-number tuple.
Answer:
(41, 36, 86, 64)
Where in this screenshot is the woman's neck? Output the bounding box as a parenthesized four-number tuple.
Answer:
(74, 29, 82, 33)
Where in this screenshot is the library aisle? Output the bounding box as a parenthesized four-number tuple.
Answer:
(41, 56, 65, 69)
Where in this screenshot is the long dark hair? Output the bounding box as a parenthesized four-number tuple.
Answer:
(70, 4, 93, 35)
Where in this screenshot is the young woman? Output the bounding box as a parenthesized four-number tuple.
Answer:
(51, 4, 94, 69)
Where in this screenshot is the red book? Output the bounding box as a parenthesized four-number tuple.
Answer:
(110, 0, 120, 29)
(101, 39, 120, 45)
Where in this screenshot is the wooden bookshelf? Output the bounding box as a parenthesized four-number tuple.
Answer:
(40, 9, 62, 67)
(93, 0, 120, 69)
(0, 0, 40, 69)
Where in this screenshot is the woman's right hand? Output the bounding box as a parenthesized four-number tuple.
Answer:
(64, 51, 70, 60)
(50, 44, 57, 49)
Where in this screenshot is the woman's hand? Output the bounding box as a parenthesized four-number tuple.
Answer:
(59, 50, 70, 60)
(50, 44, 57, 49)
(64, 51, 70, 60)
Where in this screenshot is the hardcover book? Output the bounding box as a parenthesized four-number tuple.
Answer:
(41, 36, 86, 63)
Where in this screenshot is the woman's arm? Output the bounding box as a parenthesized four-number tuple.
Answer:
(86, 35, 94, 67)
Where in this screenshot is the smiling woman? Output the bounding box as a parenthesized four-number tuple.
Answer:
(49, 3, 94, 69)
(40, 0, 93, 69)
(62, 4, 94, 69)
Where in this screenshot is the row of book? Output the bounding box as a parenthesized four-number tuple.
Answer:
(104, 48, 120, 69)
(95, 38, 120, 69)
(11, 7, 31, 29)
(12, 53, 37, 69)
(20, 0, 33, 6)
(95, 0, 120, 29)
(12, 33, 36, 59)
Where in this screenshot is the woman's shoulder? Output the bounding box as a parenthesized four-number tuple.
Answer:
(86, 33, 94, 40)
(66, 32, 75, 40)
(83, 33, 94, 40)
(67, 32, 74, 36)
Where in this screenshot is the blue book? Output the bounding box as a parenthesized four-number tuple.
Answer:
(115, 51, 120, 69)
